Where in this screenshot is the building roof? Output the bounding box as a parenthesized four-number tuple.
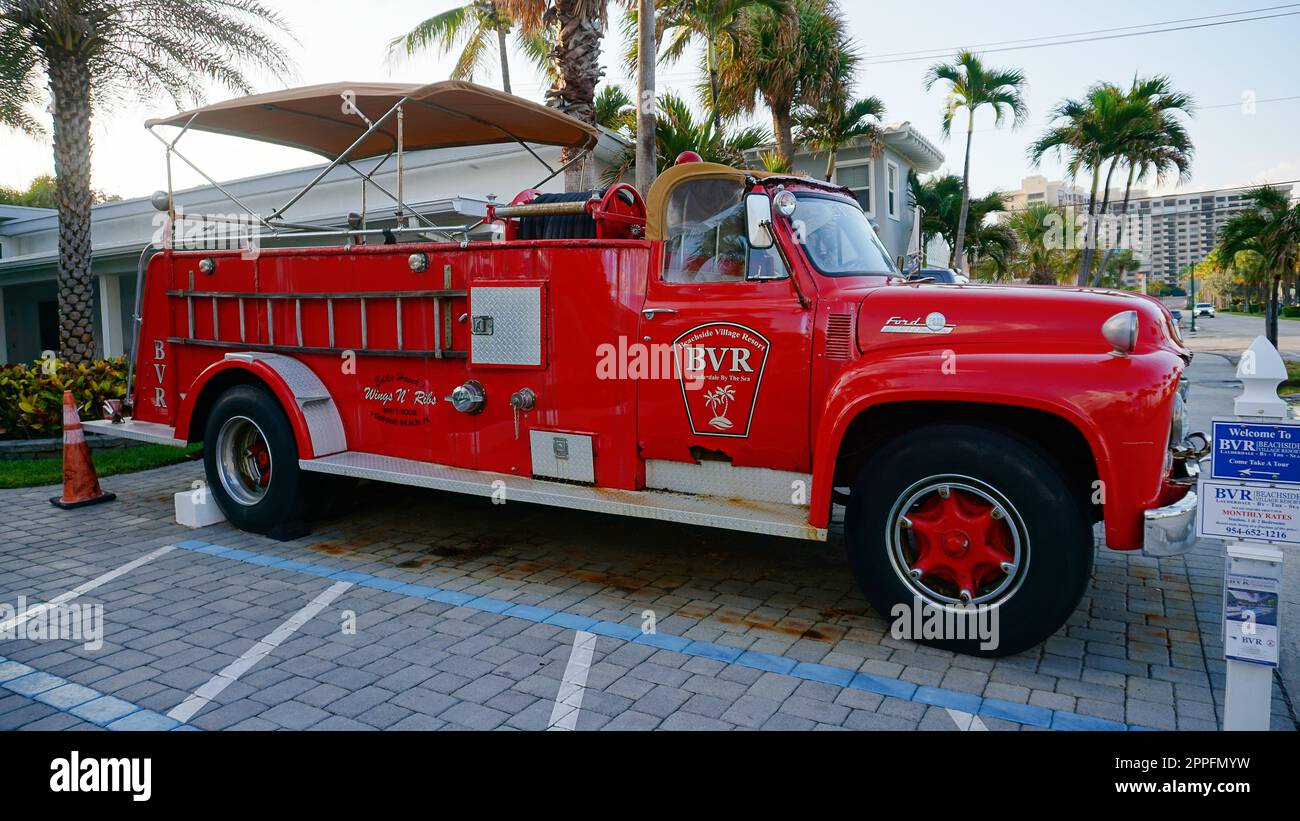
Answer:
(0, 204, 56, 225)
(742, 121, 945, 174)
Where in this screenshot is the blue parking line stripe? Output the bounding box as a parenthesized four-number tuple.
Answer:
(0, 654, 191, 731)
(735, 650, 799, 675)
(848, 671, 918, 700)
(0, 660, 35, 684)
(683, 640, 744, 663)
(5, 671, 65, 697)
(590, 621, 643, 641)
(791, 662, 855, 687)
(979, 698, 1055, 729)
(466, 596, 513, 613)
(1049, 710, 1128, 731)
(633, 632, 693, 653)
(543, 612, 598, 631)
(35, 683, 100, 710)
(169, 541, 1142, 731)
(912, 685, 983, 714)
(503, 604, 554, 622)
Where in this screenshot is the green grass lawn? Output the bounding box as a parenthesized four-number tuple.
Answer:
(1219, 310, 1300, 321)
(1278, 361, 1300, 396)
(0, 443, 201, 489)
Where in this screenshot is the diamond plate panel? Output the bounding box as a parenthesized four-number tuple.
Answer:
(645, 459, 810, 506)
(469, 285, 543, 367)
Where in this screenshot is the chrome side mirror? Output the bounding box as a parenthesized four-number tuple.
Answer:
(746, 193, 774, 250)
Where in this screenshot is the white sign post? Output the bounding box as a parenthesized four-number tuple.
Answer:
(1203, 337, 1290, 730)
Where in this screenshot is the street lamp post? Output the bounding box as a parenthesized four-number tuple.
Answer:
(1189, 264, 1197, 334)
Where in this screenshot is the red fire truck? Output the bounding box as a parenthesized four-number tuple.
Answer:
(88, 81, 1204, 655)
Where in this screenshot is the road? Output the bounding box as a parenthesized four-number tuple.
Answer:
(1180, 311, 1300, 359)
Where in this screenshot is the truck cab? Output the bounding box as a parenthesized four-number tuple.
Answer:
(88, 81, 1203, 656)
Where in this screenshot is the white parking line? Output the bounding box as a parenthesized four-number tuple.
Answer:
(167, 580, 353, 724)
(0, 544, 176, 635)
(946, 708, 989, 731)
(547, 630, 597, 731)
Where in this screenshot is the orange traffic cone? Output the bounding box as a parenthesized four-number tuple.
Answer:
(50, 391, 116, 510)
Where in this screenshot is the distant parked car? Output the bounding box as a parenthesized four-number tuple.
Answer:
(1194, 302, 1215, 317)
(907, 267, 969, 285)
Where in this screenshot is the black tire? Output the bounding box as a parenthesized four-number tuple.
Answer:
(845, 423, 1093, 657)
(203, 385, 309, 540)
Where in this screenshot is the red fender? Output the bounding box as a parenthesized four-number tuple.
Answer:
(809, 351, 1183, 550)
(174, 355, 346, 459)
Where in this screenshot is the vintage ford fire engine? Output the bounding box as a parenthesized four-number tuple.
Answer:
(88, 81, 1204, 655)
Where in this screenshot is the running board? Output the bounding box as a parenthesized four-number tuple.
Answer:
(83, 417, 186, 447)
(300, 451, 826, 541)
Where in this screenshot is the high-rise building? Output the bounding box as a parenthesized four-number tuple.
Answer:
(1105, 185, 1296, 286)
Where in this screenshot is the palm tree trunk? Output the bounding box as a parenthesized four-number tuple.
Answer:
(706, 39, 721, 134)
(1098, 165, 1137, 280)
(1088, 159, 1120, 287)
(772, 107, 794, 170)
(953, 109, 975, 272)
(824, 149, 835, 182)
(546, 0, 605, 191)
(635, 0, 657, 194)
(1076, 162, 1101, 286)
(49, 52, 96, 364)
(495, 23, 512, 94)
(1268, 273, 1280, 347)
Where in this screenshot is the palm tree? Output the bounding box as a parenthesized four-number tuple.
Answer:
(1005, 203, 1068, 285)
(502, 0, 610, 189)
(386, 1, 550, 94)
(594, 84, 636, 135)
(1097, 76, 1194, 279)
(794, 56, 885, 183)
(653, 0, 790, 133)
(908, 172, 963, 255)
(923, 50, 1028, 273)
(0, 0, 293, 364)
(604, 92, 769, 182)
(714, 0, 848, 167)
(1217, 186, 1300, 346)
(1029, 83, 1150, 286)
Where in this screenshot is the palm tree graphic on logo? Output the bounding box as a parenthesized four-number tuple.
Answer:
(703, 386, 736, 430)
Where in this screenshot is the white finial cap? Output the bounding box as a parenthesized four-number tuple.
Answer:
(1235, 336, 1289, 418)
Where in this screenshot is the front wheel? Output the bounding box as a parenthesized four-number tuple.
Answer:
(845, 423, 1094, 657)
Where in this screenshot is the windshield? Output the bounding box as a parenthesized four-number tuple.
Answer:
(793, 194, 898, 277)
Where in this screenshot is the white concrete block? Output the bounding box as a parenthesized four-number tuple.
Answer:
(175, 488, 226, 528)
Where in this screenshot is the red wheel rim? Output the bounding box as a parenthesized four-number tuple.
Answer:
(888, 477, 1027, 607)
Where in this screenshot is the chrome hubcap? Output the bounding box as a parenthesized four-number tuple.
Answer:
(216, 415, 272, 506)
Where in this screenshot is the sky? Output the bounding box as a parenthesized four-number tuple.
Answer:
(1, 0, 1297, 203)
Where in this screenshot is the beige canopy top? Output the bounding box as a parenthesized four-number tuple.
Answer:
(146, 80, 599, 160)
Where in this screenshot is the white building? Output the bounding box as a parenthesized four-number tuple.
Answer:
(0, 134, 628, 364)
(1111, 185, 1296, 285)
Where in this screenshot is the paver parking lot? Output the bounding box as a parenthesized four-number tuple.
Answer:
(1, 357, 1295, 731)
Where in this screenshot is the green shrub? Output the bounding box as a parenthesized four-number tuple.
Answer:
(0, 356, 128, 440)
(1283, 306, 1300, 318)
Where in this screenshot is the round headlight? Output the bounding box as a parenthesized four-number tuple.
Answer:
(1101, 310, 1138, 355)
(774, 190, 798, 217)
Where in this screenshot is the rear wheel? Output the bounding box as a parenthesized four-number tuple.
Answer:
(845, 423, 1093, 656)
(203, 385, 309, 540)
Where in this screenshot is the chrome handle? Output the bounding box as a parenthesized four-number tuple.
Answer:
(642, 307, 678, 319)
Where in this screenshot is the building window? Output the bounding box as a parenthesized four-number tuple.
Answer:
(835, 161, 874, 217)
(886, 161, 900, 220)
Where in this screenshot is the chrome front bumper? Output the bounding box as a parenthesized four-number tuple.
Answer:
(1142, 490, 1198, 557)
